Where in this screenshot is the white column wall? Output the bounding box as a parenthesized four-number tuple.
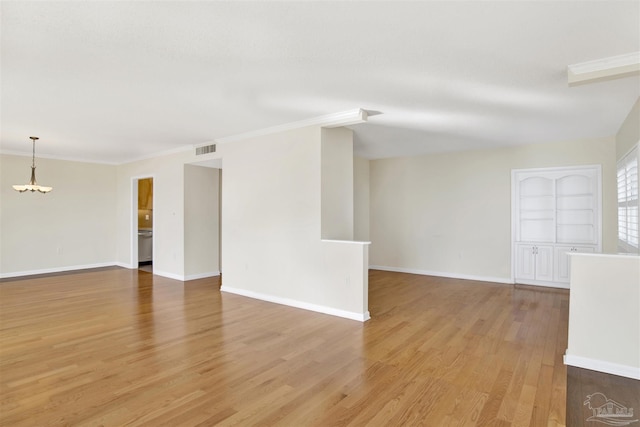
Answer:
(354, 156, 370, 242)
(220, 125, 369, 321)
(184, 165, 220, 279)
(565, 253, 640, 379)
(321, 127, 354, 240)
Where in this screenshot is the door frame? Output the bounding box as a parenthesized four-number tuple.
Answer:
(130, 175, 155, 269)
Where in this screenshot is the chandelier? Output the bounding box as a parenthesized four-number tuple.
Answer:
(12, 136, 53, 193)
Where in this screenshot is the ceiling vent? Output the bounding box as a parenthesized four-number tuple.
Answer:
(195, 144, 216, 155)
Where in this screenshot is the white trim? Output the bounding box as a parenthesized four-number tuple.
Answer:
(1, 144, 192, 166)
(184, 271, 220, 281)
(568, 52, 640, 75)
(153, 270, 185, 281)
(121, 145, 192, 165)
(514, 279, 569, 290)
(0, 110, 368, 165)
(568, 52, 640, 86)
(564, 353, 640, 380)
(114, 261, 134, 269)
(220, 285, 370, 322)
(130, 177, 139, 270)
(570, 252, 639, 260)
(0, 149, 120, 165)
(321, 239, 371, 245)
(511, 164, 603, 174)
(215, 109, 368, 144)
(0, 262, 120, 279)
(152, 270, 221, 282)
(369, 265, 513, 285)
(0, 264, 219, 283)
(130, 175, 156, 271)
(320, 109, 369, 128)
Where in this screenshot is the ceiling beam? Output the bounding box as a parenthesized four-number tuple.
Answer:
(568, 52, 640, 86)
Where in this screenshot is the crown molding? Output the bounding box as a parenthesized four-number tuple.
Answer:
(2, 109, 369, 165)
(120, 145, 192, 165)
(215, 108, 368, 144)
(568, 52, 640, 86)
(0, 149, 119, 165)
(1, 144, 195, 166)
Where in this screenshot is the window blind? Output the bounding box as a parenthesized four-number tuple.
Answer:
(618, 144, 639, 252)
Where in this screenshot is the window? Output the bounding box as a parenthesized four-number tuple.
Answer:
(618, 144, 639, 253)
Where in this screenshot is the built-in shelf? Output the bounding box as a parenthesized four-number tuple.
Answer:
(512, 166, 602, 287)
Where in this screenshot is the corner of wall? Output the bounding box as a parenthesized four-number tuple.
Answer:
(616, 97, 640, 160)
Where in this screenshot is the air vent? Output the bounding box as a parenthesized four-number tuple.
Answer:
(195, 144, 216, 155)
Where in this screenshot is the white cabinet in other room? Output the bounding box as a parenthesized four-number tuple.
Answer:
(512, 165, 601, 288)
(516, 244, 554, 282)
(554, 245, 595, 283)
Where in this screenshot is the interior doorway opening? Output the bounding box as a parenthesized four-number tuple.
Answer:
(136, 177, 154, 273)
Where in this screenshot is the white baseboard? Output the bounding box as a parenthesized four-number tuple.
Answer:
(114, 261, 134, 269)
(153, 270, 220, 281)
(1, 263, 221, 282)
(184, 271, 220, 281)
(514, 279, 569, 290)
(220, 285, 370, 322)
(369, 265, 513, 285)
(564, 353, 640, 380)
(153, 270, 185, 281)
(0, 262, 120, 279)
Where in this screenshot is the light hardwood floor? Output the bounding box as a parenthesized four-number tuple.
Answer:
(0, 268, 569, 426)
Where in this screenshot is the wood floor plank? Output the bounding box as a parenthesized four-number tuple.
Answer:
(1, 268, 570, 426)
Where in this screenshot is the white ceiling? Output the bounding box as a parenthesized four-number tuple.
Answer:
(1, 1, 639, 164)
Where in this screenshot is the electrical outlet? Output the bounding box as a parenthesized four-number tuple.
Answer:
(145, 214, 149, 220)
(57, 247, 63, 255)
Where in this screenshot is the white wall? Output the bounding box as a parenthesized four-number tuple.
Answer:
(0, 154, 117, 277)
(321, 127, 354, 240)
(565, 253, 640, 379)
(354, 156, 370, 242)
(184, 164, 220, 279)
(220, 125, 369, 320)
(369, 137, 617, 282)
(115, 149, 196, 279)
(616, 97, 640, 160)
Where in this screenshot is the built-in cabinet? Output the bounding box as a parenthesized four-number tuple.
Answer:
(553, 245, 595, 283)
(515, 244, 553, 282)
(512, 166, 601, 288)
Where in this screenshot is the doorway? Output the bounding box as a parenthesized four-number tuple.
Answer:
(136, 177, 154, 273)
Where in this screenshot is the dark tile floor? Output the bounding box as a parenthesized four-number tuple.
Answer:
(138, 262, 153, 273)
(567, 366, 640, 427)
